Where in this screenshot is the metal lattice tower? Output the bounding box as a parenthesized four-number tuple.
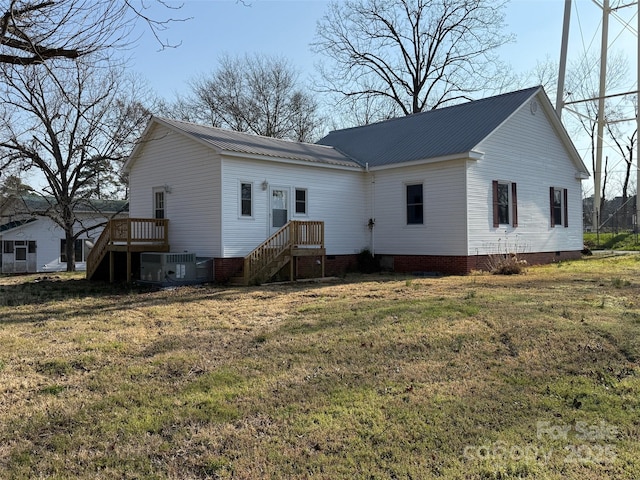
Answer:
(555, 0, 639, 236)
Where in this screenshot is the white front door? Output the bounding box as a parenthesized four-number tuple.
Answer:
(269, 187, 289, 235)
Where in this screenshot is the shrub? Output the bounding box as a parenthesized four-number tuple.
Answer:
(486, 253, 527, 275)
(357, 249, 380, 273)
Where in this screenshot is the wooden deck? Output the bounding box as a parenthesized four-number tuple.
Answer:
(87, 218, 325, 285)
(86, 218, 169, 282)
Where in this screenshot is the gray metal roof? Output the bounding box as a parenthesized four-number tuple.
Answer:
(0, 218, 36, 233)
(317, 86, 541, 167)
(154, 117, 360, 168)
(4, 195, 128, 214)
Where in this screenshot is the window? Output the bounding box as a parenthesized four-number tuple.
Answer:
(295, 188, 307, 215)
(240, 182, 253, 217)
(406, 184, 424, 225)
(154, 189, 165, 219)
(492, 181, 518, 227)
(60, 239, 84, 263)
(550, 187, 568, 227)
(15, 244, 27, 261)
(1, 241, 35, 261)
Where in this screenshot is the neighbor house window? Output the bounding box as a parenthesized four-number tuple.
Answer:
(550, 187, 568, 227)
(240, 182, 253, 217)
(295, 188, 307, 215)
(492, 181, 518, 227)
(153, 189, 165, 219)
(406, 184, 424, 225)
(14, 241, 26, 261)
(2, 241, 35, 260)
(60, 239, 84, 263)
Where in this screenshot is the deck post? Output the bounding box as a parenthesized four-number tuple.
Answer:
(109, 250, 115, 283)
(290, 250, 295, 281)
(126, 250, 132, 283)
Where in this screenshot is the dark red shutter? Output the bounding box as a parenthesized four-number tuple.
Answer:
(549, 187, 555, 227)
(492, 180, 499, 228)
(563, 188, 568, 227)
(511, 182, 518, 227)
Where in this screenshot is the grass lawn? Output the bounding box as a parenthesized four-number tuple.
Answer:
(1, 255, 639, 479)
(584, 232, 640, 251)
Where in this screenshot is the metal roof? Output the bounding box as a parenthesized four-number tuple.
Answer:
(0, 218, 36, 233)
(4, 196, 128, 214)
(153, 117, 360, 168)
(317, 86, 542, 167)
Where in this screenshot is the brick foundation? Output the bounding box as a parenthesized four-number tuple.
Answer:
(390, 250, 583, 275)
(214, 257, 244, 282)
(213, 250, 583, 282)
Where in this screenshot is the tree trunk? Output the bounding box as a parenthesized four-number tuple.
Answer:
(65, 229, 76, 272)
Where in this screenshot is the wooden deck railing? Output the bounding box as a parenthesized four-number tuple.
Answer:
(86, 218, 169, 280)
(243, 220, 324, 284)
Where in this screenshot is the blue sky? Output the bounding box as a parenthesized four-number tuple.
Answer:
(129, 0, 637, 101)
(126, 0, 638, 197)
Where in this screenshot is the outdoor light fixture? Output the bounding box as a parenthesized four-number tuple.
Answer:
(163, 184, 172, 193)
(262, 180, 269, 190)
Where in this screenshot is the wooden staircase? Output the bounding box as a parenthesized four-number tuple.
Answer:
(86, 218, 170, 282)
(232, 220, 325, 285)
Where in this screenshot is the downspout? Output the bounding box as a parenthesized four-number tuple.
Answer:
(366, 162, 376, 256)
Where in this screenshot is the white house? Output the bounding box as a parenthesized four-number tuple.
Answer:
(0, 197, 128, 274)
(107, 86, 588, 283)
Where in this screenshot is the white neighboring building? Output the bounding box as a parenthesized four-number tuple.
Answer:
(0, 197, 128, 273)
(120, 86, 588, 282)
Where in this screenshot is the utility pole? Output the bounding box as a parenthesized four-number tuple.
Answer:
(593, 0, 610, 236)
(556, 0, 572, 118)
(556, 0, 639, 237)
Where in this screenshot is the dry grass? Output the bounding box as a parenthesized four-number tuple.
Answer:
(1, 255, 639, 479)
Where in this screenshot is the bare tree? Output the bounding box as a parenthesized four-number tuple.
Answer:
(176, 54, 324, 142)
(606, 104, 637, 228)
(564, 51, 631, 222)
(312, 0, 513, 120)
(0, 0, 183, 66)
(0, 58, 151, 270)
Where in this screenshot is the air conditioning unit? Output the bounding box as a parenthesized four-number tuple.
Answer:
(140, 252, 198, 284)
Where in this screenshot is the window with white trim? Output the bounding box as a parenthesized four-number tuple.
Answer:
(550, 187, 568, 227)
(295, 188, 307, 215)
(492, 181, 518, 227)
(153, 188, 165, 219)
(406, 183, 424, 225)
(240, 182, 253, 217)
(60, 239, 85, 263)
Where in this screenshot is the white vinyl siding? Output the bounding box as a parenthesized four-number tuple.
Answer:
(372, 161, 468, 256)
(128, 124, 223, 257)
(467, 98, 584, 255)
(221, 158, 367, 257)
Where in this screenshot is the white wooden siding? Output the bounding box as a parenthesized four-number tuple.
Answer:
(221, 158, 368, 256)
(371, 161, 468, 255)
(467, 97, 584, 256)
(128, 124, 222, 257)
